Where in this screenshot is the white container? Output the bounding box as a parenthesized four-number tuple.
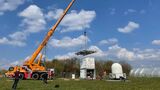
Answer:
(80, 57, 95, 69)
(72, 74, 75, 79)
(80, 57, 96, 79)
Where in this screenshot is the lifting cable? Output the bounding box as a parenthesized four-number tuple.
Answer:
(42, 44, 47, 69)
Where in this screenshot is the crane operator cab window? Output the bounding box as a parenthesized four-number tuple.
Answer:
(8, 67, 14, 71)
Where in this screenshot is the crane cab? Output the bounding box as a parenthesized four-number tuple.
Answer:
(5, 66, 28, 79)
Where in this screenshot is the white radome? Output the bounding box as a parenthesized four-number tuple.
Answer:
(111, 63, 123, 74)
(109, 63, 126, 79)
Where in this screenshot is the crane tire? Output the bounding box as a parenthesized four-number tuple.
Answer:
(32, 73, 39, 80)
(19, 73, 24, 80)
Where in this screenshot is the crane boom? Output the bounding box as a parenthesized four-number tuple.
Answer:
(27, 0, 75, 65)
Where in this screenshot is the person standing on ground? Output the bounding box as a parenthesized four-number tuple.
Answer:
(90, 72, 93, 80)
(50, 71, 54, 80)
(43, 73, 48, 84)
(12, 69, 20, 90)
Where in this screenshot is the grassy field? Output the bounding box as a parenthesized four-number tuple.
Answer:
(0, 77, 160, 90)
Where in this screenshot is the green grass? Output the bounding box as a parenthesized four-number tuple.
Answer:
(0, 77, 160, 90)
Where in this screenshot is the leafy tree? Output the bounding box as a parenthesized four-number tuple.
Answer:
(119, 61, 132, 76)
(103, 60, 114, 74)
(0, 69, 7, 75)
(95, 61, 104, 79)
(45, 58, 132, 78)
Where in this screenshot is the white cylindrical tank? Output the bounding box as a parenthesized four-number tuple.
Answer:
(111, 63, 123, 74)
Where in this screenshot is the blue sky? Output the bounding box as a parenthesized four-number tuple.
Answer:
(0, 0, 160, 69)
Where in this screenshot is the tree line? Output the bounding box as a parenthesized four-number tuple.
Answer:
(45, 58, 132, 78)
(0, 58, 132, 78)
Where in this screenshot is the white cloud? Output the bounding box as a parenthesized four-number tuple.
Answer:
(54, 52, 78, 60)
(152, 40, 160, 45)
(124, 9, 137, 15)
(54, 44, 160, 61)
(124, 9, 146, 15)
(45, 9, 63, 20)
(107, 45, 160, 61)
(87, 46, 107, 58)
(0, 57, 28, 69)
(60, 10, 96, 33)
(0, 37, 9, 44)
(18, 5, 46, 33)
(9, 59, 24, 67)
(118, 21, 139, 33)
(54, 45, 106, 60)
(133, 48, 160, 60)
(99, 38, 118, 45)
(107, 45, 135, 60)
(0, 5, 46, 47)
(88, 46, 103, 52)
(9, 31, 27, 41)
(109, 8, 116, 15)
(49, 35, 89, 48)
(0, 37, 26, 47)
(0, 12, 4, 15)
(10, 61, 20, 66)
(45, 9, 96, 33)
(0, 0, 25, 14)
(140, 9, 146, 14)
(128, 9, 137, 13)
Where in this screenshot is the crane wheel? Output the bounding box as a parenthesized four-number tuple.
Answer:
(19, 73, 24, 80)
(32, 73, 39, 80)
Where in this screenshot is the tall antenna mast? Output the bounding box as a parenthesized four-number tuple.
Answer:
(75, 30, 96, 56)
(84, 30, 87, 50)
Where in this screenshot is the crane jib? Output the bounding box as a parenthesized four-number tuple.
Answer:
(27, 0, 75, 65)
